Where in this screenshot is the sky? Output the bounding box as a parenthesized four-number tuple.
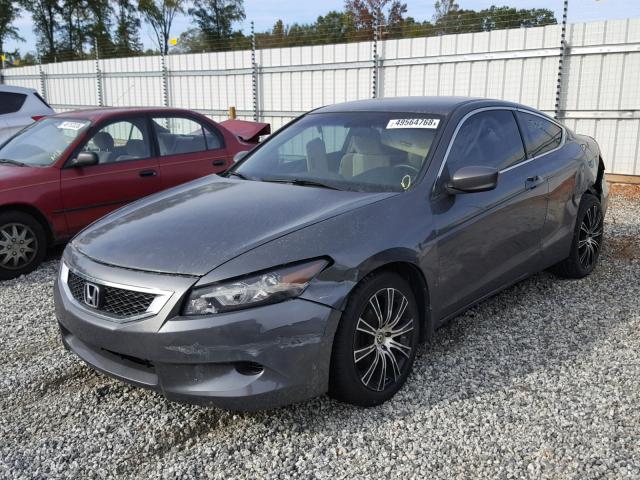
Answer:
(5, 0, 640, 54)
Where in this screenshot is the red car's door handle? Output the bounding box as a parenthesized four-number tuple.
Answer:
(139, 169, 157, 178)
(212, 159, 226, 167)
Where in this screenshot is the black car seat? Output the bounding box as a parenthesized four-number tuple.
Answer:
(306, 137, 329, 173)
(91, 132, 114, 164)
(113, 140, 149, 162)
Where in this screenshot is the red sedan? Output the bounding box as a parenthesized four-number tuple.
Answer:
(0, 107, 269, 279)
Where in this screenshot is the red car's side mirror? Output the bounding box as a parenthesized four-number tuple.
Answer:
(70, 152, 99, 168)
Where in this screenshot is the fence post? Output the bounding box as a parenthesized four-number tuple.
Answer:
(372, 12, 379, 98)
(160, 51, 169, 107)
(94, 38, 104, 107)
(251, 21, 259, 121)
(554, 0, 569, 120)
(38, 53, 48, 102)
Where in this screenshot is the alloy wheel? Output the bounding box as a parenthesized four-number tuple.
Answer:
(353, 288, 415, 392)
(0, 223, 38, 270)
(578, 204, 603, 270)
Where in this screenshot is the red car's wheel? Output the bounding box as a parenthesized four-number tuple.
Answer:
(0, 211, 47, 280)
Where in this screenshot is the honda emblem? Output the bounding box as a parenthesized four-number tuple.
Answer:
(83, 282, 101, 309)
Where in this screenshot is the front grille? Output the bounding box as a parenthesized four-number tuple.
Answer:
(67, 270, 157, 319)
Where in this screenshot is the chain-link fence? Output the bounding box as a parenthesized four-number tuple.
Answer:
(2, 16, 640, 176)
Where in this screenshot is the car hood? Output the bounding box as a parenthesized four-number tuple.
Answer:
(73, 176, 396, 276)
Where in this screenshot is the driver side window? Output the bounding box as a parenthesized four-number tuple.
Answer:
(82, 118, 151, 165)
(447, 110, 525, 175)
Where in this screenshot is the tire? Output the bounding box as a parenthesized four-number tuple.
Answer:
(550, 194, 604, 279)
(0, 211, 47, 281)
(329, 272, 420, 407)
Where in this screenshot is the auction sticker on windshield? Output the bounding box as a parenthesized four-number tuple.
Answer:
(57, 121, 86, 131)
(386, 118, 440, 129)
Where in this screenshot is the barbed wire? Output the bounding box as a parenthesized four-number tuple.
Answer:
(2, 10, 562, 66)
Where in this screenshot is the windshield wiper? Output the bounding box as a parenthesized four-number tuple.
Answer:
(226, 171, 253, 180)
(0, 159, 26, 167)
(261, 178, 341, 190)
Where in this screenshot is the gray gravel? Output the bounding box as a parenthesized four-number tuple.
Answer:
(1, 191, 639, 479)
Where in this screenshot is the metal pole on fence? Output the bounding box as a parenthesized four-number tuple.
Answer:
(94, 38, 104, 107)
(251, 21, 259, 122)
(160, 50, 169, 107)
(37, 51, 48, 102)
(554, 0, 569, 120)
(372, 12, 379, 98)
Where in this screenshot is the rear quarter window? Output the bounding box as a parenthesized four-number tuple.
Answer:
(0, 92, 28, 114)
(516, 111, 563, 158)
(33, 92, 52, 109)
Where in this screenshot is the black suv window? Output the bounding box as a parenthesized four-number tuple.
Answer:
(447, 110, 526, 174)
(516, 111, 563, 158)
(0, 92, 27, 114)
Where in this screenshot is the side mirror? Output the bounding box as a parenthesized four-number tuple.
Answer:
(233, 150, 249, 163)
(446, 166, 498, 194)
(70, 152, 99, 168)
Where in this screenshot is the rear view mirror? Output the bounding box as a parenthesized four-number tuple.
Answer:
(70, 152, 99, 168)
(233, 150, 249, 163)
(446, 166, 498, 194)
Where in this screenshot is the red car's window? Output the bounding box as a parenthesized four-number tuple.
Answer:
(80, 118, 151, 164)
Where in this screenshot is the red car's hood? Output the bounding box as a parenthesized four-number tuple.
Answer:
(0, 165, 58, 192)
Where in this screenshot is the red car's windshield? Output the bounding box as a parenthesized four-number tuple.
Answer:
(0, 118, 90, 167)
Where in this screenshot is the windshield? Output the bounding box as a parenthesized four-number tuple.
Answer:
(0, 118, 90, 167)
(234, 112, 442, 192)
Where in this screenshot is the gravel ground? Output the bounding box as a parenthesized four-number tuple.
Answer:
(1, 189, 639, 479)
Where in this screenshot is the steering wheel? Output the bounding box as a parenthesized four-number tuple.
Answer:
(392, 164, 420, 176)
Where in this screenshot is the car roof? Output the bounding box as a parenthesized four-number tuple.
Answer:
(312, 96, 518, 116)
(52, 107, 209, 123)
(0, 85, 38, 95)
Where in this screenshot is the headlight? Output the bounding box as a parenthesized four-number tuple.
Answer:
(183, 259, 329, 315)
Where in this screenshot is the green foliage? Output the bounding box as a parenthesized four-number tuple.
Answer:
(188, 0, 245, 51)
(5, 1, 559, 62)
(114, 0, 143, 56)
(434, 4, 557, 35)
(138, 0, 183, 54)
(19, 0, 60, 61)
(0, 0, 23, 57)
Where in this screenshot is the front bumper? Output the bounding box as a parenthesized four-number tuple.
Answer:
(54, 251, 341, 411)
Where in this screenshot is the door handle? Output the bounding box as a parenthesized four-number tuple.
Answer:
(525, 175, 544, 190)
(212, 159, 226, 167)
(139, 169, 157, 177)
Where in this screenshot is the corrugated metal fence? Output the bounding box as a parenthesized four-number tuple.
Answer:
(2, 18, 640, 175)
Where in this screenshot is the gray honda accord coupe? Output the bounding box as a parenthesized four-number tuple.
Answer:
(55, 97, 608, 410)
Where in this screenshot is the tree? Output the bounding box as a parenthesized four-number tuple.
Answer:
(316, 11, 356, 43)
(58, 0, 87, 58)
(20, 0, 60, 61)
(0, 0, 24, 57)
(188, 0, 245, 51)
(138, 0, 183, 54)
(433, 0, 458, 22)
(433, 3, 556, 35)
(86, 0, 114, 55)
(113, 0, 143, 56)
(478, 6, 556, 30)
(174, 27, 207, 52)
(344, 0, 407, 35)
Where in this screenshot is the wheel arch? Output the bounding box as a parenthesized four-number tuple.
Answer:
(353, 259, 434, 343)
(0, 203, 54, 245)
